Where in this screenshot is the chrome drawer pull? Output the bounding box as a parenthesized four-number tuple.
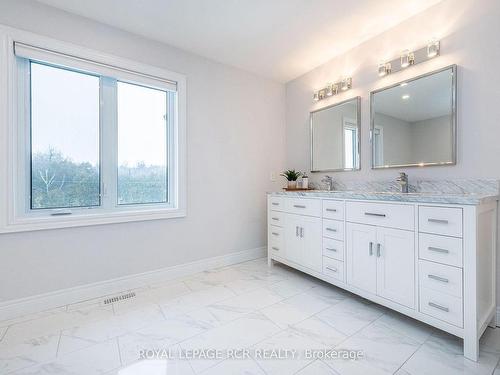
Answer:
(326, 208, 337, 212)
(428, 246, 449, 254)
(428, 218, 449, 224)
(271, 232, 279, 236)
(376, 243, 381, 257)
(271, 217, 280, 221)
(326, 266, 338, 273)
(271, 246, 279, 251)
(326, 228, 337, 232)
(325, 247, 337, 252)
(369, 241, 373, 256)
(364, 212, 386, 217)
(428, 274, 449, 283)
(428, 302, 449, 312)
(271, 202, 279, 206)
(294, 204, 306, 208)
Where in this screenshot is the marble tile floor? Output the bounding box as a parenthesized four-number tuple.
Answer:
(1, 258, 499, 375)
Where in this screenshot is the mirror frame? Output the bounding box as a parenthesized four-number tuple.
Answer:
(310, 96, 361, 173)
(370, 64, 457, 169)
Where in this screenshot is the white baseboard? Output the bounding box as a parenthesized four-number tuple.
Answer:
(0, 246, 266, 321)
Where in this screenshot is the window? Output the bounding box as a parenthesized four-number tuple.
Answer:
(4, 39, 186, 232)
(117, 82, 168, 205)
(30, 62, 101, 209)
(343, 118, 359, 170)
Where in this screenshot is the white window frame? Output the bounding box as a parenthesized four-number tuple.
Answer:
(0, 26, 187, 233)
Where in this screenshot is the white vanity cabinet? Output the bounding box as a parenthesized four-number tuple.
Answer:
(283, 214, 322, 272)
(346, 222, 415, 308)
(267, 193, 498, 361)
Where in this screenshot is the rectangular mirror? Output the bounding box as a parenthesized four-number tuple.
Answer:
(371, 65, 456, 169)
(310, 97, 361, 172)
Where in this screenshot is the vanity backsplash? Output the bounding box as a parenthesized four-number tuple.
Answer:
(310, 178, 499, 196)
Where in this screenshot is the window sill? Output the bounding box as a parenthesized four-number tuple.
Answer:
(1, 207, 187, 233)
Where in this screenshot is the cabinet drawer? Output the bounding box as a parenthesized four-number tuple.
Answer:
(323, 238, 344, 261)
(268, 211, 285, 227)
(285, 198, 321, 217)
(420, 286, 463, 327)
(322, 219, 344, 240)
(268, 196, 284, 211)
(419, 260, 462, 298)
(419, 206, 463, 237)
(323, 257, 344, 282)
(346, 201, 414, 231)
(268, 226, 284, 255)
(419, 233, 463, 267)
(322, 200, 344, 220)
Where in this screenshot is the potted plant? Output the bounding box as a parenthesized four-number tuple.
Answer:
(280, 169, 303, 190)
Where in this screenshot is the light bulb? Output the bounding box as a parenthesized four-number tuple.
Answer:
(400, 50, 414, 68)
(427, 39, 440, 58)
(378, 62, 391, 77)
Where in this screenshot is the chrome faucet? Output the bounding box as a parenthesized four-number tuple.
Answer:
(321, 175, 334, 191)
(397, 172, 409, 193)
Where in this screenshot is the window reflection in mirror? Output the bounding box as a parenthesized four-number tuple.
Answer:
(371, 66, 456, 168)
(310, 97, 361, 172)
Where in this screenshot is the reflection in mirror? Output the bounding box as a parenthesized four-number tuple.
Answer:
(311, 97, 360, 172)
(371, 65, 456, 168)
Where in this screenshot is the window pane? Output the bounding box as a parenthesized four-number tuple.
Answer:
(30, 62, 100, 209)
(117, 82, 168, 205)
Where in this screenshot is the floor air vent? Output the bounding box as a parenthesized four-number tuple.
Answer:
(103, 291, 136, 305)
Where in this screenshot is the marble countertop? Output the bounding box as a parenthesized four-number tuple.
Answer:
(268, 190, 499, 205)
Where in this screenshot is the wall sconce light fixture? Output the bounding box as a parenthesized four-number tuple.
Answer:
(312, 77, 352, 102)
(377, 39, 441, 78)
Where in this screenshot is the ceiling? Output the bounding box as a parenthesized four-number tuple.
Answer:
(34, 0, 443, 82)
(374, 68, 453, 122)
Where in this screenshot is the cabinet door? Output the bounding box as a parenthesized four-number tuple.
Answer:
(284, 214, 302, 264)
(376, 227, 415, 308)
(346, 223, 377, 294)
(300, 216, 322, 272)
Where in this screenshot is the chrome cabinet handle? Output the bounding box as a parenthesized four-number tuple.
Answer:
(365, 212, 386, 217)
(369, 242, 373, 256)
(271, 217, 279, 221)
(428, 218, 449, 224)
(271, 246, 279, 251)
(294, 205, 306, 209)
(325, 247, 337, 252)
(428, 246, 449, 254)
(300, 227, 304, 238)
(428, 274, 449, 283)
(376, 243, 381, 257)
(271, 232, 279, 236)
(326, 266, 338, 272)
(326, 227, 337, 232)
(326, 208, 337, 212)
(296, 226, 299, 237)
(271, 202, 279, 206)
(428, 302, 449, 312)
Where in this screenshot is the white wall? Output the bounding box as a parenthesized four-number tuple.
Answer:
(285, 0, 500, 308)
(374, 113, 412, 165)
(0, 0, 285, 302)
(410, 115, 452, 163)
